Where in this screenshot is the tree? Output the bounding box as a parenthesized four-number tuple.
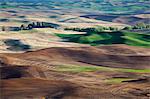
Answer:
(123, 26, 132, 30)
(20, 24, 26, 30)
(95, 26, 104, 32)
(146, 24, 150, 29)
(41, 22, 45, 28)
(2, 26, 6, 31)
(136, 22, 146, 29)
(32, 22, 36, 28)
(36, 22, 41, 28)
(103, 27, 109, 30)
(27, 24, 33, 30)
(109, 27, 116, 31)
(133, 25, 139, 29)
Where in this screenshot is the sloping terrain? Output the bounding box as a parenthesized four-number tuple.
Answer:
(0, 8, 128, 30)
(113, 16, 150, 25)
(0, 29, 88, 53)
(2, 0, 149, 14)
(0, 45, 150, 99)
(1, 45, 150, 69)
(56, 31, 150, 47)
(0, 0, 150, 99)
(81, 14, 150, 25)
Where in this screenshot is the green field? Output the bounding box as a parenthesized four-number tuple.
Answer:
(54, 65, 150, 73)
(56, 30, 150, 48)
(105, 78, 135, 84)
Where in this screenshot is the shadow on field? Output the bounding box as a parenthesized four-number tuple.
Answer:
(4, 39, 31, 51)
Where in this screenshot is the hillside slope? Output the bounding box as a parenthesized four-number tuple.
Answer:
(1, 45, 150, 69)
(0, 45, 150, 99)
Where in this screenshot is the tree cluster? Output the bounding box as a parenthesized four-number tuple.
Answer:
(123, 23, 150, 30)
(19, 22, 60, 30)
(1, 22, 60, 31)
(65, 26, 118, 33)
(20, 22, 48, 30)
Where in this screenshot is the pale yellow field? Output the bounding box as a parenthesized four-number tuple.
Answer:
(134, 14, 150, 18)
(0, 29, 88, 53)
(0, 8, 131, 53)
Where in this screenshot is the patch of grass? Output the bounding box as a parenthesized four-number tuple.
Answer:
(105, 78, 134, 84)
(56, 30, 150, 47)
(116, 68, 150, 73)
(53, 65, 150, 73)
(55, 65, 101, 72)
(80, 33, 112, 43)
(123, 36, 150, 47)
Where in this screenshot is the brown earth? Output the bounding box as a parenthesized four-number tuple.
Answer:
(0, 45, 150, 99)
(1, 45, 150, 69)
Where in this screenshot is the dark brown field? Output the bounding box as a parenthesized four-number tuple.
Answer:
(0, 45, 150, 99)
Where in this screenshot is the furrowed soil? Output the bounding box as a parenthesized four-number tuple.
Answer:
(0, 45, 150, 99)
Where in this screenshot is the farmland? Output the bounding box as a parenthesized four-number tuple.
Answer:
(0, 0, 150, 99)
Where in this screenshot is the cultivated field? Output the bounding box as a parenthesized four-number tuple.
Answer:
(0, 0, 150, 99)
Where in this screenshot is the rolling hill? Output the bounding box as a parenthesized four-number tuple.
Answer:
(0, 0, 150, 99)
(0, 45, 150, 99)
(1, 0, 149, 14)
